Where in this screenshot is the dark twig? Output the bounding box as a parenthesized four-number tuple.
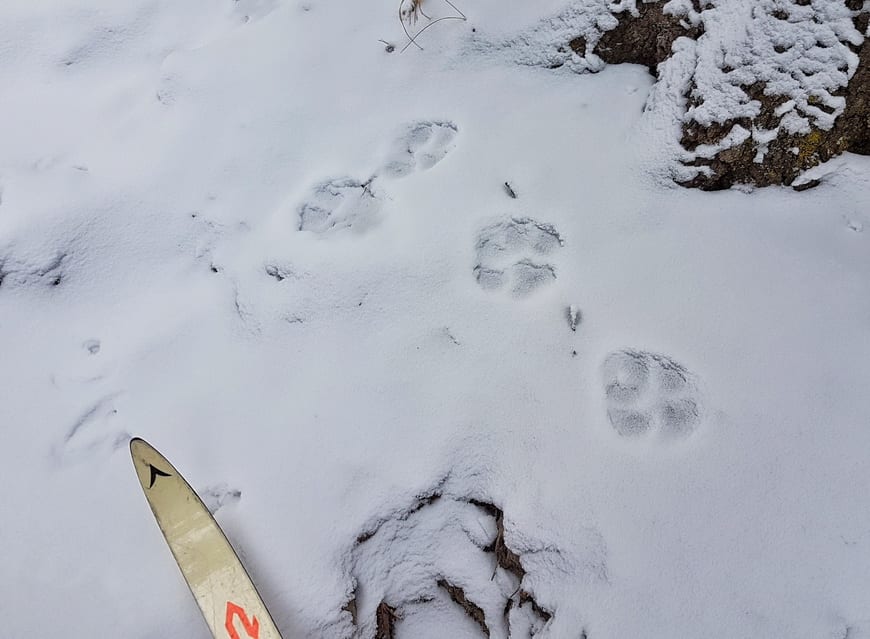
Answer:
(401, 16, 466, 52)
(399, 0, 467, 53)
(442, 0, 466, 19)
(399, 0, 424, 51)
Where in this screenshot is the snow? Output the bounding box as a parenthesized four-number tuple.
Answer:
(1, 1, 870, 638)
(676, 0, 864, 168)
(485, 0, 866, 175)
(684, 0, 861, 130)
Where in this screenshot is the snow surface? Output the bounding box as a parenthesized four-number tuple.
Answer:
(1, 1, 870, 637)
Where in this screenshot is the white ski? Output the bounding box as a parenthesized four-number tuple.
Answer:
(130, 437, 283, 639)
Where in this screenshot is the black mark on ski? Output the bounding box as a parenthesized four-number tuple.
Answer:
(148, 464, 171, 488)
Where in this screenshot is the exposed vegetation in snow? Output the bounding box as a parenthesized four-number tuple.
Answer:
(490, 0, 869, 188)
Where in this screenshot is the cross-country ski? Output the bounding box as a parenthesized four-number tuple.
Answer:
(130, 438, 283, 639)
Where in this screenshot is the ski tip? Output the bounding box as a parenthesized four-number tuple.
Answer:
(129, 436, 149, 455)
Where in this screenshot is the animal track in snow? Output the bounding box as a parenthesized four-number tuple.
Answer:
(0, 252, 67, 290)
(380, 121, 458, 178)
(82, 339, 101, 355)
(602, 350, 701, 439)
(473, 217, 563, 297)
(264, 262, 300, 282)
(200, 483, 242, 515)
(231, 0, 279, 24)
(297, 177, 382, 234)
(54, 393, 129, 463)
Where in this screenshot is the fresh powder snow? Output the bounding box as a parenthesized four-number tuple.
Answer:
(1, 1, 869, 638)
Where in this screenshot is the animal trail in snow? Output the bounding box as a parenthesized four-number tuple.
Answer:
(473, 217, 563, 297)
(297, 177, 383, 234)
(602, 349, 701, 439)
(380, 120, 459, 178)
(294, 120, 457, 238)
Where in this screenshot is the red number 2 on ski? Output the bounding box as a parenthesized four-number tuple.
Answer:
(225, 601, 260, 639)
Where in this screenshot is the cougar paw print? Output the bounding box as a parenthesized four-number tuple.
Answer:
(602, 349, 701, 439)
